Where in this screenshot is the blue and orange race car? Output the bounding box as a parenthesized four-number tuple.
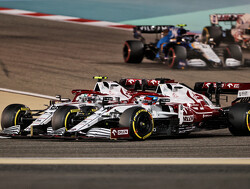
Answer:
(123, 25, 243, 69)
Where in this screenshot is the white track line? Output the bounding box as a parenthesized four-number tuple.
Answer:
(0, 136, 11, 139)
(0, 88, 57, 100)
(0, 158, 250, 165)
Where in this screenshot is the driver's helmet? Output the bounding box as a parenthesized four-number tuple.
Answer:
(143, 95, 158, 105)
(87, 94, 96, 103)
(177, 28, 187, 36)
(76, 94, 88, 102)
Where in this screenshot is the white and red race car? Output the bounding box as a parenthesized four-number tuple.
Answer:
(1, 76, 136, 136)
(202, 13, 250, 49)
(1, 77, 250, 140)
(231, 13, 250, 49)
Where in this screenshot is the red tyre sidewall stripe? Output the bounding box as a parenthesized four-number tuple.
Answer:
(169, 48, 175, 68)
(226, 48, 232, 58)
(124, 42, 131, 62)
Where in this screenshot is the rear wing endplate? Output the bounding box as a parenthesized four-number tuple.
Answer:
(194, 82, 250, 106)
(194, 82, 250, 94)
(134, 25, 175, 33)
(210, 14, 244, 25)
(238, 90, 250, 98)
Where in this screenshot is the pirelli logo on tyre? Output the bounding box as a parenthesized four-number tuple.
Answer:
(247, 110, 250, 132)
(132, 109, 154, 140)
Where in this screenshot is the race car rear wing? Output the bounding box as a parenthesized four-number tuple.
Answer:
(119, 78, 175, 91)
(210, 14, 244, 25)
(194, 82, 250, 106)
(194, 82, 250, 94)
(134, 25, 174, 33)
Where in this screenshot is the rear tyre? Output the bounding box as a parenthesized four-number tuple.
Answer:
(123, 40, 144, 63)
(1, 104, 30, 130)
(224, 44, 242, 61)
(167, 46, 187, 69)
(119, 107, 154, 140)
(202, 26, 222, 47)
(52, 106, 79, 131)
(228, 103, 250, 136)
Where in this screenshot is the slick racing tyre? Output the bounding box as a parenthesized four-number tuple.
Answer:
(123, 40, 144, 63)
(202, 26, 222, 47)
(228, 103, 250, 136)
(1, 104, 31, 130)
(119, 107, 154, 140)
(52, 106, 79, 131)
(167, 46, 187, 69)
(223, 44, 242, 62)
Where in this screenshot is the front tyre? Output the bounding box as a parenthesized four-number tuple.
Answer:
(119, 107, 154, 140)
(52, 106, 79, 131)
(223, 44, 242, 68)
(167, 46, 187, 69)
(224, 44, 242, 61)
(228, 103, 250, 136)
(1, 104, 31, 130)
(123, 40, 144, 63)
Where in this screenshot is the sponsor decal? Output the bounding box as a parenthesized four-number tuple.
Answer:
(227, 83, 233, 88)
(204, 82, 241, 89)
(110, 128, 130, 139)
(205, 82, 211, 88)
(118, 129, 129, 136)
(138, 25, 169, 32)
(203, 114, 212, 118)
(160, 98, 170, 103)
(216, 14, 242, 21)
(183, 115, 194, 122)
(127, 79, 135, 85)
(238, 90, 250, 98)
(112, 130, 117, 136)
(148, 80, 159, 86)
(234, 84, 240, 88)
(126, 79, 142, 85)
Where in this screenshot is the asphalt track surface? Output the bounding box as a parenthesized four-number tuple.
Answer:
(1, 14, 250, 189)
